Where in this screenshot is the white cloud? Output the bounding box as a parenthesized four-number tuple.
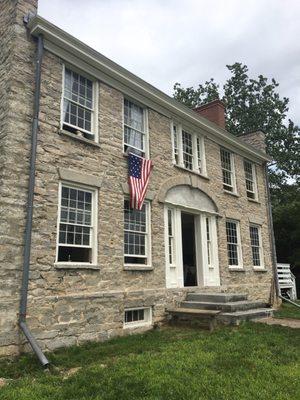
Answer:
(38, 0, 300, 123)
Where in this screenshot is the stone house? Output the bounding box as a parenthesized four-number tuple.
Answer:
(0, 0, 277, 360)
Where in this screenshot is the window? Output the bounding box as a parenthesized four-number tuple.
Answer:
(56, 183, 97, 264)
(226, 220, 242, 267)
(249, 225, 263, 268)
(124, 307, 152, 328)
(244, 160, 258, 200)
(124, 199, 150, 265)
(62, 66, 97, 140)
(172, 124, 179, 164)
(167, 209, 175, 265)
(124, 99, 147, 156)
(182, 130, 194, 170)
(220, 148, 236, 192)
(206, 217, 212, 267)
(172, 123, 206, 175)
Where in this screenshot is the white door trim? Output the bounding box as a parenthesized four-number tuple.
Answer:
(165, 205, 220, 288)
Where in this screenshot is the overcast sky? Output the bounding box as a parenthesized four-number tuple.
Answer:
(39, 0, 300, 124)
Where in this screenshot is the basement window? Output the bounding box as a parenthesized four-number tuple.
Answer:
(124, 307, 152, 328)
(62, 65, 98, 141)
(56, 183, 97, 265)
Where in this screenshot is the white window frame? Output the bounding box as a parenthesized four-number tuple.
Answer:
(123, 98, 149, 157)
(171, 122, 207, 176)
(244, 159, 258, 200)
(123, 307, 152, 328)
(61, 64, 99, 142)
(249, 224, 264, 269)
(55, 181, 98, 266)
(167, 208, 176, 267)
(220, 148, 237, 193)
(225, 219, 243, 269)
(205, 216, 213, 268)
(123, 199, 151, 267)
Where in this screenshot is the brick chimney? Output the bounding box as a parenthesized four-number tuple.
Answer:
(193, 99, 226, 129)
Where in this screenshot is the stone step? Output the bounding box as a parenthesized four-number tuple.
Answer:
(181, 300, 267, 312)
(167, 308, 220, 331)
(186, 292, 248, 303)
(217, 308, 274, 325)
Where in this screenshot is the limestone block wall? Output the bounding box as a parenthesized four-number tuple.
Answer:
(0, 0, 274, 357)
(0, 0, 38, 357)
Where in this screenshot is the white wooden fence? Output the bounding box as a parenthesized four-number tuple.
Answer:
(277, 263, 297, 300)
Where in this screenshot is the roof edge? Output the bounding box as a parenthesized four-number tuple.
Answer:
(27, 15, 271, 163)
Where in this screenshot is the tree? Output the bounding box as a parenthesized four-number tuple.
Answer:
(173, 63, 300, 187)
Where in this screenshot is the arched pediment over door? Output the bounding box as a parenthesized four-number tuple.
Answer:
(165, 185, 218, 214)
(158, 175, 219, 214)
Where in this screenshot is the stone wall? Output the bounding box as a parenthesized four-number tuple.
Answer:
(0, 0, 38, 356)
(0, 0, 274, 357)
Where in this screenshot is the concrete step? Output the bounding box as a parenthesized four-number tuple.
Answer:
(186, 292, 248, 303)
(181, 300, 267, 312)
(217, 308, 274, 325)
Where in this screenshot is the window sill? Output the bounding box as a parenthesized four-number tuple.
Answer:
(123, 322, 152, 329)
(228, 267, 245, 272)
(223, 190, 240, 198)
(124, 265, 154, 271)
(253, 267, 267, 272)
(247, 198, 261, 204)
(54, 263, 100, 270)
(59, 129, 100, 148)
(174, 164, 209, 180)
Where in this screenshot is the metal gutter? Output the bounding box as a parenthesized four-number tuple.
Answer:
(27, 15, 271, 164)
(19, 31, 49, 367)
(264, 163, 280, 300)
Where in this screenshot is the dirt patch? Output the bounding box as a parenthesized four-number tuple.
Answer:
(256, 317, 300, 329)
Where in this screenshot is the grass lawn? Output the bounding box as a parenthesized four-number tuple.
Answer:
(274, 300, 300, 320)
(0, 323, 299, 400)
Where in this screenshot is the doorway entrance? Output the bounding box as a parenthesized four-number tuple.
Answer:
(181, 212, 197, 286)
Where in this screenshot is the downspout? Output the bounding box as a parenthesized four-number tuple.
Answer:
(264, 163, 280, 300)
(19, 33, 49, 367)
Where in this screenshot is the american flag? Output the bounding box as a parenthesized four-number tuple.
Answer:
(128, 152, 153, 210)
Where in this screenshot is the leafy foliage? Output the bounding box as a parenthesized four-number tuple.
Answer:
(173, 63, 300, 186)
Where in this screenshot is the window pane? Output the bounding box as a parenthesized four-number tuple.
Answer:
(63, 68, 93, 133)
(124, 200, 147, 263)
(59, 186, 93, 249)
(221, 149, 233, 188)
(182, 130, 193, 170)
(124, 99, 145, 153)
(226, 221, 240, 266)
(250, 225, 261, 266)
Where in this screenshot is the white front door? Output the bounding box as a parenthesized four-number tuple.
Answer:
(165, 206, 220, 288)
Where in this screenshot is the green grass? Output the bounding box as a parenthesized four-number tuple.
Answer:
(0, 324, 299, 400)
(274, 300, 300, 320)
